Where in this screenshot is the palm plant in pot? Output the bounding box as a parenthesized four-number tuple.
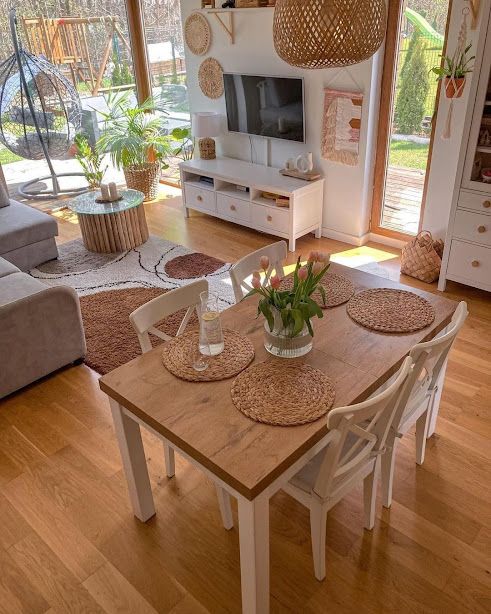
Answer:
(431, 43, 475, 99)
(97, 92, 172, 201)
(247, 252, 330, 358)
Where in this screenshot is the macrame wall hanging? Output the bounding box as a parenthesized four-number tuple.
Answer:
(442, 7, 474, 139)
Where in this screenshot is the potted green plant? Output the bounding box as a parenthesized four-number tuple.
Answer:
(96, 92, 172, 201)
(431, 43, 475, 99)
(74, 133, 108, 189)
(247, 251, 330, 358)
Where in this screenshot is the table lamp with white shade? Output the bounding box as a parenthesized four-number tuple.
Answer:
(192, 112, 221, 160)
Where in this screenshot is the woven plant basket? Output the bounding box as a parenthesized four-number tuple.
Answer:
(273, 0, 386, 69)
(401, 231, 445, 284)
(123, 162, 160, 201)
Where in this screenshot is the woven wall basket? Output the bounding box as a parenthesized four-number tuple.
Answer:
(273, 0, 387, 69)
(184, 13, 211, 56)
(124, 162, 160, 202)
(198, 58, 224, 99)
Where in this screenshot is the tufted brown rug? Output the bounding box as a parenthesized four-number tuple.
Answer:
(80, 287, 197, 375)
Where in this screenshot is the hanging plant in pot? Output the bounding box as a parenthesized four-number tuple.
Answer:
(97, 91, 172, 201)
(247, 252, 330, 358)
(431, 43, 475, 99)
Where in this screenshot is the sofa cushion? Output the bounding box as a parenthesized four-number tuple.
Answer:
(0, 200, 58, 254)
(0, 257, 19, 278)
(0, 272, 46, 306)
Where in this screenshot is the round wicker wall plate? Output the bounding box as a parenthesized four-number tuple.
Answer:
(184, 13, 211, 56)
(347, 289, 435, 333)
(280, 272, 355, 309)
(162, 329, 254, 382)
(231, 361, 335, 426)
(198, 58, 224, 99)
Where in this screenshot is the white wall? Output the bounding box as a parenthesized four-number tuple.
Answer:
(180, 0, 383, 245)
(422, 0, 488, 239)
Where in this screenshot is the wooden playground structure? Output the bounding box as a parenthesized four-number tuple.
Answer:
(21, 16, 131, 95)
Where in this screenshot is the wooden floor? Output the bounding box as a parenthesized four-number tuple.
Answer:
(381, 166, 425, 235)
(0, 193, 490, 613)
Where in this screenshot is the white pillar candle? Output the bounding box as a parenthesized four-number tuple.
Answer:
(100, 184, 110, 200)
(108, 182, 118, 200)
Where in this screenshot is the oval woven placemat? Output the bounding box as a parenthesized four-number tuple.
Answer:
(162, 329, 254, 382)
(231, 361, 335, 426)
(184, 13, 211, 56)
(280, 272, 355, 308)
(347, 288, 435, 333)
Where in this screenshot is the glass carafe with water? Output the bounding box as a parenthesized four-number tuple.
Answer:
(199, 291, 224, 356)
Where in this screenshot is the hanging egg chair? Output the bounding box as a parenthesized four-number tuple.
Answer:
(273, 0, 387, 69)
(0, 9, 86, 198)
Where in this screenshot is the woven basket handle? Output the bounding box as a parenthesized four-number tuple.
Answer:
(416, 230, 434, 246)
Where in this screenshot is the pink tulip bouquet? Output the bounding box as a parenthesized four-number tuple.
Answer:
(247, 251, 330, 338)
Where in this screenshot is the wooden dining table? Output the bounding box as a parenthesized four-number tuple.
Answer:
(99, 262, 457, 614)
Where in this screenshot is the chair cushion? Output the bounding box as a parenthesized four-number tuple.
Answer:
(0, 272, 46, 306)
(0, 200, 58, 254)
(0, 257, 19, 278)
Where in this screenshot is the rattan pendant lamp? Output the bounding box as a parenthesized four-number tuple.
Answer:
(273, 0, 387, 69)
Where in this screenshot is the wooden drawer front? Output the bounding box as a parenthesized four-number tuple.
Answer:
(217, 193, 250, 223)
(251, 204, 289, 234)
(184, 184, 216, 213)
(458, 191, 491, 215)
(454, 210, 491, 246)
(447, 240, 491, 286)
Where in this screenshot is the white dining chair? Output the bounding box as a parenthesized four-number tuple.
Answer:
(229, 240, 287, 302)
(381, 300, 468, 508)
(129, 279, 234, 530)
(281, 356, 413, 581)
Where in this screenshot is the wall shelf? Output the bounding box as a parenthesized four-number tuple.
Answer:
(199, 7, 274, 44)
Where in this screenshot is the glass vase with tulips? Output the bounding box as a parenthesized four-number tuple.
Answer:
(247, 252, 330, 357)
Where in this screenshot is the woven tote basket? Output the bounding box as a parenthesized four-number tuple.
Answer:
(123, 162, 160, 202)
(273, 0, 386, 69)
(401, 231, 444, 284)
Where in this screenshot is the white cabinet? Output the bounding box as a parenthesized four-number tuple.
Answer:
(180, 158, 324, 252)
(439, 7, 491, 293)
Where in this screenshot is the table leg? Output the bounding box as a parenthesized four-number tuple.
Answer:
(109, 398, 156, 522)
(238, 495, 270, 614)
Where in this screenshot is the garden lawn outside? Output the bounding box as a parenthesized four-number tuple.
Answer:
(389, 139, 429, 170)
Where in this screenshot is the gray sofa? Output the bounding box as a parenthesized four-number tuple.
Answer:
(0, 256, 86, 398)
(0, 168, 58, 271)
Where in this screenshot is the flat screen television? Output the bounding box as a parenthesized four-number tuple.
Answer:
(223, 73, 305, 143)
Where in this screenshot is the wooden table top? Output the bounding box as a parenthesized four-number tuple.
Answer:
(100, 263, 457, 500)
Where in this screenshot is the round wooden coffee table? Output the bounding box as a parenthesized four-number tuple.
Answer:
(68, 189, 148, 253)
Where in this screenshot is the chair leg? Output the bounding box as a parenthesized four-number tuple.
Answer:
(415, 410, 431, 466)
(381, 441, 398, 509)
(309, 502, 328, 581)
(215, 485, 234, 530)
(363, 459, 379, 530)
(163, 443, 175, 478)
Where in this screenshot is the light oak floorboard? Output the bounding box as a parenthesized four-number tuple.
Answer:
(0, 194, 489, 612)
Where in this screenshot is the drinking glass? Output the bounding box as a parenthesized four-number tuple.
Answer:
(199, 291, 224, 356)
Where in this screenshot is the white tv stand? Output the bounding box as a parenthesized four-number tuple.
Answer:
(180, 157, 324, 252)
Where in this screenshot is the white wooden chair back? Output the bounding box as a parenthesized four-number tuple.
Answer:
(229, 241, 287, 302)
(312, 357, 413, 501)
(130, 280, 208, 354)
(393, 301, 468, 430)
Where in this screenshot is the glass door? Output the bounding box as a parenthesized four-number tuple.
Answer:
(372, 0, 451, 239)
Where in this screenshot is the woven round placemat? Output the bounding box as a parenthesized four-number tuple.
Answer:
(198, 58, 224, 99)
(184, 13, 211, 56)
(347, 288, 435, 333)
(162, 329, 254, 382)
(231, 361, 335, 426)
(280, 272, 355, 308)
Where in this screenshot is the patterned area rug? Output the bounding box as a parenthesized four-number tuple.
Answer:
(30, 236, 234, 374)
